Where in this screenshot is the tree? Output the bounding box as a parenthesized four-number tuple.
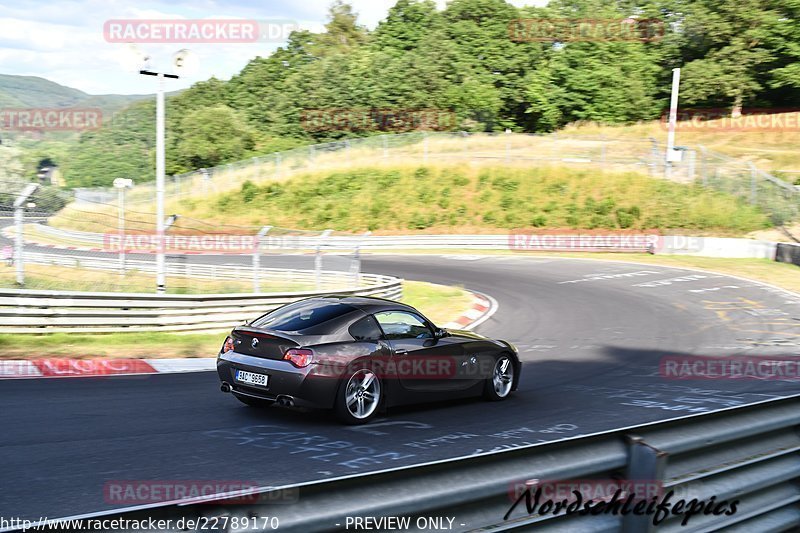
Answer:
(175, 106, 256, 170)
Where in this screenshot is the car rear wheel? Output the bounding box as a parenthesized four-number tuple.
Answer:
(335, 367, 382, 425)
(484, 355, 514, 401)
(234, 393, 275, 408)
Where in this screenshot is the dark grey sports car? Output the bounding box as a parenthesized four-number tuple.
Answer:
(217, 296, 520, 424)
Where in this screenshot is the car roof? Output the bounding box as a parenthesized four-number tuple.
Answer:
(309, 295, 420, 315)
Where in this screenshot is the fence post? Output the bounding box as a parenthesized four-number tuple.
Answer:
(687, 149, 696, 181)
(698, 146, 708, 187)
(351, 231, 371, 288)
(13, 184, 38, 287)
(748, 162, 758, 205)
(622, 435, 667, 533)
(253, 226, 272, 293)
(315, 229, 333, 290)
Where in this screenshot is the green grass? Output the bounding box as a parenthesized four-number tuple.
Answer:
(0, 280, 473, 358)
(171, 165, 770, 235)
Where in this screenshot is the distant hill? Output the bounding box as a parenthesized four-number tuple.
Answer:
(0, 74, 151, 116)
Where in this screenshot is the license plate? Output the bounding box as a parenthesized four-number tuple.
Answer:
(235, 370, 269, 388)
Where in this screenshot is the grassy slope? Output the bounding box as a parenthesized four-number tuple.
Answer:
(174, 164, 770, 235)
(0, 280, 473, 359)
(46, 162, 773, 237)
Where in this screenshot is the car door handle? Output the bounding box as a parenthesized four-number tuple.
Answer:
(395, 349, 408, 355)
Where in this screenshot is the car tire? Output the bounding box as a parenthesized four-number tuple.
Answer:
(334, 367, 382, 425)
(234, 393, 275, 408)
(484, 354, 514, 401)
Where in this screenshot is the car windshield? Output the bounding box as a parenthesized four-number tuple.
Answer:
(251, 300, 356, 332)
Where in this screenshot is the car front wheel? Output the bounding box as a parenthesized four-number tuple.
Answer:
(335, 367, 382, 424)
(484, 355, 514, 401)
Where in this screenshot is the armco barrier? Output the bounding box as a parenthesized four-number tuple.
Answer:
(0, 275, 402, 333)
(776, 242, 800, 267)
(33, 394, 800, 532)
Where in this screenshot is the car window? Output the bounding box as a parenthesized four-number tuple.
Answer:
(251, 300, 356, 332)
(349, 315, 383, 341)
(374, 311, 433, 340)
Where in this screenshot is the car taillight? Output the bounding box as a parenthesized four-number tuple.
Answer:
(222, 336, 235, 354)
(284, 348, 314, 368)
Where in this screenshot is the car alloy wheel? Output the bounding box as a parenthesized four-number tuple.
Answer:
(337, 368, 381, 424)
(487, 355, 514, 400)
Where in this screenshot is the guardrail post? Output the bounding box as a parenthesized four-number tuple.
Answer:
(351, 231, 371, 288)
(622, 435, 667, 533)
(253, 226, 272, 293)
(13, 184, 38, 286)
(315, 229, 333, 290)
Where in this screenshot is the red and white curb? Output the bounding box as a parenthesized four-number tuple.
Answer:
(0, 291, 498, 380)
(0, 358, 216, 379)
(441, 291, 498, 331)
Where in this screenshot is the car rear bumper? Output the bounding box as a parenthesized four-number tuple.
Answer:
(217, 351, 340, 409)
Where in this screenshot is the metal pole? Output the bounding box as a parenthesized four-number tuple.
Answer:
(14, 205, 23, 286)
(315, 229, 333, 290)
(352, 231, 371, 288)
(665, 68, 681, 179)
(13, 184, 37, 287)
(156, 73, 166, 294)
(253, 226, 272, 293)
(749, 163, 758, 205)
(118, 186, 125, 275)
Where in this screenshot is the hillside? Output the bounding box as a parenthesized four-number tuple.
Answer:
(0, 74, 149, 116)
(49, 164, 771, 236)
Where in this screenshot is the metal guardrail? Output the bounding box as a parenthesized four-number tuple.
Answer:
(0, 275, 403, 333)
(39, 394, 800, 532)
(22, 251, 359, 285)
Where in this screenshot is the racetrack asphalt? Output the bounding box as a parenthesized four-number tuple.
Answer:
(1, 245, 800, 521)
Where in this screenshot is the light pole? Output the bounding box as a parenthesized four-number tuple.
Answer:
(132, 48, 196, 293)
(139, 69, 178, 293)
(113, 178, 134, 276)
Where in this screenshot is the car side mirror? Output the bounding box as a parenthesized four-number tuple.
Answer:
(435, 328, 448, 339)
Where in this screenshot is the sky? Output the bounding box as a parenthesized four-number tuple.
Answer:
(0, 0, 539, 96)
